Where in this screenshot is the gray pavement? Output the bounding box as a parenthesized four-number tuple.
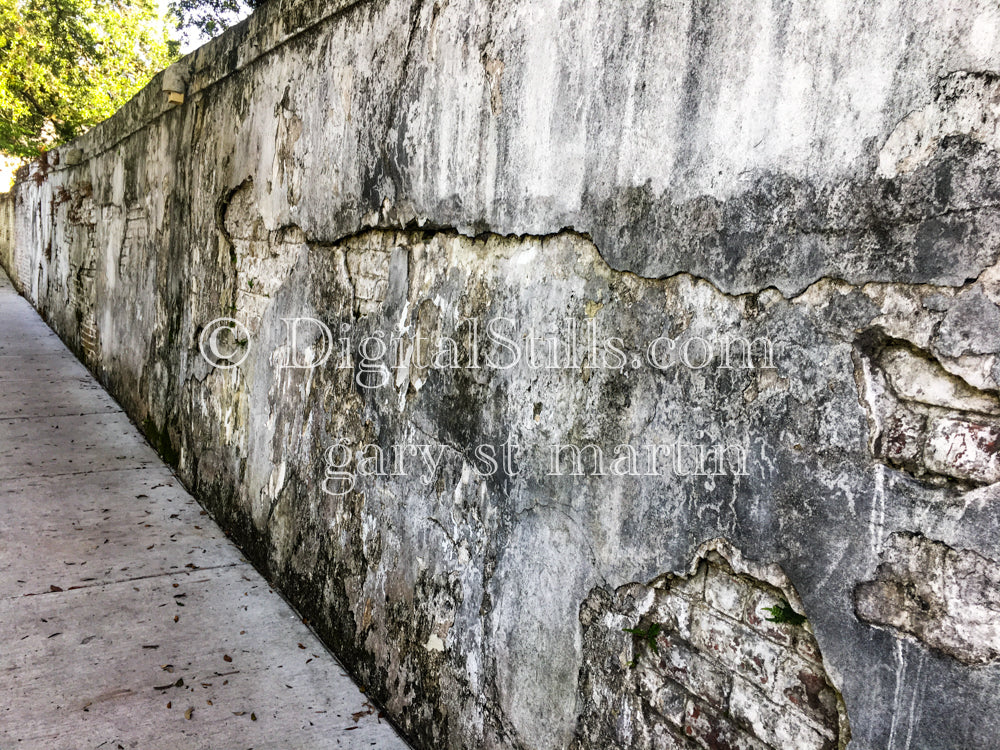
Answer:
(0, 269, 410, 750)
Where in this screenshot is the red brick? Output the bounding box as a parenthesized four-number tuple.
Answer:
(770, 654, 840, 734)
(653, 589, 693, 639)
(670, 562, 707, 601)
(744, 587, 794, 647)
(924, 416, 1000, 484)
(637, 670, 688, 727)
(729, 678, 833, 750)
(704, 564, 750, 619)
(690, 604, 781, 688)
(649, 633, 731, 711)
(683, 699, 771, 750)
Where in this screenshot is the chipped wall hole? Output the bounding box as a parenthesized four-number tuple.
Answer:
(575, 541, 849, 750)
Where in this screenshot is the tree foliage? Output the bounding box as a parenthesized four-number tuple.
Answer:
(168, 0, 259, 44)
(0, 0, 179, 157)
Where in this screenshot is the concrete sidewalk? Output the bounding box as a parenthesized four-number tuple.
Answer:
(0, 270, 410, 749)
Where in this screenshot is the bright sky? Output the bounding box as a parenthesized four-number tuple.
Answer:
(156, 0, 254, 55)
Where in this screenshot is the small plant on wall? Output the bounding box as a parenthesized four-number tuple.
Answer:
(762, 600, 806, 626)
(622, 622, 664, 668)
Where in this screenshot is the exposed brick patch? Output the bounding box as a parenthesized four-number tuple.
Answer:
(854, 532, 1000, 665)
(573, 541, 846, 750)
(70, 255, 98, 366)
(855, 330, 1000, 487)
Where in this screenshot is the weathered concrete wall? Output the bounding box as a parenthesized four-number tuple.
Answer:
(5, 1, 1000, 748)
(0, 190, 12, 276)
